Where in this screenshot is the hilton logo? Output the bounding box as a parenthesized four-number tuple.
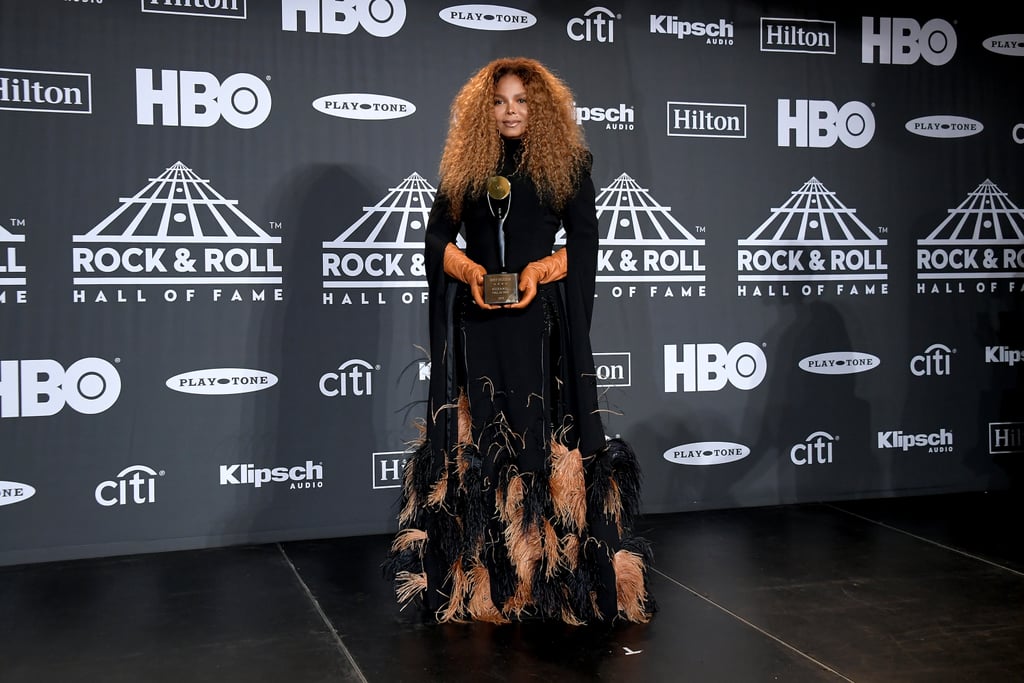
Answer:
(989, 422, 1024, 455)
(373, 451, 408, 489)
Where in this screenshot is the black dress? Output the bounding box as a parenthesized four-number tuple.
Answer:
(384, 137, 654, 624)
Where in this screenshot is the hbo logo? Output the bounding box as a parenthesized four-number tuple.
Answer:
(0, 358, 121, 418)
(778, 99, 875, 149)
(862, 17, 957, 66)
(664, 342, 767, 392)
(282, 0, 406, 37)
(136, 69, 272, 129)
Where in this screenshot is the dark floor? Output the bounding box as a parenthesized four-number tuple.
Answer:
(3, 491, 1024, 682)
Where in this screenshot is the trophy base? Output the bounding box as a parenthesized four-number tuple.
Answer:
(484, 272, 519, 306)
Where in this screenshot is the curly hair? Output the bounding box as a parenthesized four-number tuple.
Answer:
(437, 57, 590, 220)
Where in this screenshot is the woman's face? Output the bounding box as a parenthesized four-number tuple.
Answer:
(492, 73, 528, 138)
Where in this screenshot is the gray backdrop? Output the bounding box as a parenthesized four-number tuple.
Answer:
(1, 0, 1022, 566)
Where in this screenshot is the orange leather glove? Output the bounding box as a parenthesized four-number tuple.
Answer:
(510, 248, 567, 309)
(443, 243, 494, 309)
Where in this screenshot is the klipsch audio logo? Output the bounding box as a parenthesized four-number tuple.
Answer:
(373, 450, 408, 489)
(761, 18, 835, 54)
(650, 16, 733, 45)
(0, 220, 26, 304)
(663, 441, 750, 465)
(220, 461, 324, 489)
(0, 481, 35, 507)
(778, 100, 874, 148)
(313, 93, 416, 120)
(986, 345, 1024, 367)
(73, 162, 283, 304)
(799, 352, 879, 375)
(738, 178, 887, 297)
(862, 17, 956, 65)
(594, 352, 630, 387)
(911, 344, 953, 376)
(142, 0, 246, 19)
(791, 431, 836, 465)
(567, 7, 618, 43)
(165, 368, 278, 395)
(319, 359, 376, 397)
(136, 69, 271, 129)
(906, 115, 982, 138)
(0, 68, 92, 114)
(917, 180, 1024, 295)
(668, 102, 745, 138)
(990, 422, 1024, 454)
(983, 34, 1024, 56)
(0, 358, 121, 418)
(575, 103, 634, 131)
(877, 428, 953, 453)
(556, 173, 706, 299)
(283, 0, 406, 36)
(440, 5, 535, 31)
(664, 342, 767, 392)
(323, 172, 432, 305)
(95, 465, 164, 507)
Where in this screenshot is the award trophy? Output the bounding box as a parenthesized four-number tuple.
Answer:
(483, 175, 519, 305)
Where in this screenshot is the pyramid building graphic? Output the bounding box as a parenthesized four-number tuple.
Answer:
(740, 178, 881, 245)
(75, 162, 274, 243)
(323, 172, 435, 248)
(0, 225, 25, 242)
(919, 180, 1024, 245)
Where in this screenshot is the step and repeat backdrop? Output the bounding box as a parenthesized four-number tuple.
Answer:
(1, 0, 1022, 566)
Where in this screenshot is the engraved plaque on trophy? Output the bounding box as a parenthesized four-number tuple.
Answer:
(483, 175, 519, 305)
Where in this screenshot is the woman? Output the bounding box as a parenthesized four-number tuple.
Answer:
(384, 57, 654, 625)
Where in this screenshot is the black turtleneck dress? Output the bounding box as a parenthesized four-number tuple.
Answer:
(384, 137, 654, 624)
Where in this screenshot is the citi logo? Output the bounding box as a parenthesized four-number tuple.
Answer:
(862, 17, 956, 65)
(0, 481, 35, 507)
(910, 344, 953, 376)
(373, 451, 408, 489)
(668, 101, 745, 138)
(0, 358, 121, 418)
(594, 352, 630, 387)
(575, 103, 634, 130)
(877, 429, 953, 452)
(664, 342, 767, 392)
(283, 0, 406, 36)
(165, 368, 278, 395)
(313, 93, 415, 120)
(986, 346, 1024, 367)
(0, 68, 91, 114)
(791, 431, 835, 465)
(650, 16, 733, 45)
(95, 465, 163, 507)
(799, 352, 879, 375)
(142, 0, 246, 19)
(219, 461, 324, 489)
(990, 422, 1024, 455)
(905, 115, 982, 138)
(663, 441, 750, 466)
(440, 5, 536, 31)
(567, 7, 617, 43)
(319, 359, 375, 397)
(984, 34, 1024, 56)
(778, 99, 875, 148)
(136, 68, 271, 129)
(760, 17, 835, 54)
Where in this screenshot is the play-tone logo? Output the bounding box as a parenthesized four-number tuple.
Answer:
(905, 115, 982, 138)
(0, 481, 35, 507)
(283, 0, 406, 36)
(0, 68, 91, 114)
(663, 441, 750, 465)
(557, 173, 706, 299)
(916, 180, 1024, 295)
(664, 342, 767, 392)
(778, 100, 874, 148)
(799, 351, 879, 375)
(790, 431, 836, 465)
(910, 344, 953, 376)
(989, 422, 1024, 454)
(313, 93, 415, 120)
(862, 17, 956, 65)
(136, 69, 271, 129)
(761, 17, 835, 54)
(95, 465, 164, 507)
(319, 359, 375, 396)
(0, 220, 27, 304)
(440, 5, 535, 31)
(983, 34, 1024, 56)
(650, 16, 733, 45)
(877, 428, 953, 453)
(373, 450, 409, 489)
(166, 368, 277, 395)
(668, 101, 745, 138)
(322, 172, 432, 306)
(142, 0, 246, 19)
(738, 178, 887, 297)
(73, 161, 282, 304)
(567, 7, 617, 43)
(0, 358, 121, 418)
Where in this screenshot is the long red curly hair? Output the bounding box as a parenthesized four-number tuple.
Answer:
(437, 57, 589, 220)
